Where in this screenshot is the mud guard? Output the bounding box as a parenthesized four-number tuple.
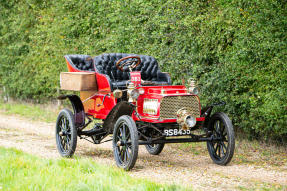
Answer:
(58, 95, 85, 128)
(103, 101, 135, 133)
(201, 101, 226, 127)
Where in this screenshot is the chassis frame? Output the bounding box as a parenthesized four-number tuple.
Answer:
(58, 94, 223, 145)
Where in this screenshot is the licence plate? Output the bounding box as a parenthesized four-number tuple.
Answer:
(163, 129, 192, 136)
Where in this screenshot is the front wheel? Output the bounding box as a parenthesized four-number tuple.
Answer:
(113, 115, 139, 171)
(55, 109, 77, 157)
(207, 112, 235, 165)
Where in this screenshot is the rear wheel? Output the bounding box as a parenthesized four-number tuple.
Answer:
(207, 112, 235, 165)
(113, 115, 139, 171)
(145, 144, 165, 155)
(55, 109, 77, 157)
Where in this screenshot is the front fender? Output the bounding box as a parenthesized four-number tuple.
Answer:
(201, 101, 226, 127)
(103, 101, 135, 133)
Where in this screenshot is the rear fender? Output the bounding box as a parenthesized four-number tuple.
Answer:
(58, 95, 85, 128)
(103, 101, 135, 133)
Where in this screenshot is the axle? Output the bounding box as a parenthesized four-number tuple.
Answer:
(138, 137, 221, 145)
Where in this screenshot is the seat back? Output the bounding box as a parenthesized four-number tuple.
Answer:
(93, 53, 159, 81)
(64, 55, 95, 71)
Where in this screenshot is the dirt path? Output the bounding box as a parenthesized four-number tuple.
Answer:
(0, 113, 286, 190)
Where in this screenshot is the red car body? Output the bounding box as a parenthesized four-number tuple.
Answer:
(65, 57, 205, 124)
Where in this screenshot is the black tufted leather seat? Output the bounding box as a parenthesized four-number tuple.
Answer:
(64, 55, 94, 71)
(65, 53, 171, 90)
(93, 53, 171, 89)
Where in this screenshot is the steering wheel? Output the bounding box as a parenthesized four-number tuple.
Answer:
(116, 56, 141, 72)
(141, 80, 157, 85)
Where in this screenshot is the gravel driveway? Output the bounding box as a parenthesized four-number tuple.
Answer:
(0, 114, 286, 190)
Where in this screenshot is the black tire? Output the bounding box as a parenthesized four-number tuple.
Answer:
(55, 109, 77, 157)
(112, 115, 139, 171)
(145, 144, 165, 155)
(207, 112, 235, 165)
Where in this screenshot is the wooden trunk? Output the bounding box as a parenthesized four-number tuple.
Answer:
(60, 72, 97, 91)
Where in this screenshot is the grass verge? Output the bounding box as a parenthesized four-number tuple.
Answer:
(0, 147, 186, 191)
(0, 100, 60, 122)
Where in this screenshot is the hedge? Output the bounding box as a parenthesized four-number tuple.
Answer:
(0, 0, 286, 140)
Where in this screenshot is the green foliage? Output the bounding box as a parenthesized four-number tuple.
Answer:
(0, 0, 286, 139)
(0, 147, 185, 190)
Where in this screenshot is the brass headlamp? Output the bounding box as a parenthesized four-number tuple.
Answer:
(177, 107, 196, 130)
(188, 78, 199, 95)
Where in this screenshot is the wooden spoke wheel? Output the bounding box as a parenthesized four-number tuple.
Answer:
(207, 112, 235, 165)
(55, 109, 77, 157)
(113, 115, 138, 171)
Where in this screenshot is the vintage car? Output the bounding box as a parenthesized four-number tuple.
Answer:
(56, 53, 235, 170)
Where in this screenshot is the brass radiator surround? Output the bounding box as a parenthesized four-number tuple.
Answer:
(160, 96, 200, 119)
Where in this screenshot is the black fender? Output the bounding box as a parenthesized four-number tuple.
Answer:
(58, 95, 85, 128)
(201, 101, 226, 128)
(103, 101, 135, 133)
